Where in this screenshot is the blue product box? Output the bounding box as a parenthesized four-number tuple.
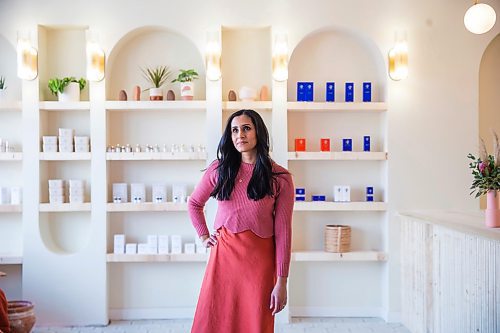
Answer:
(364, 136, 371, 152)
(305, 82, 314, 101)
(366, 195, 374, 202)
(342, 138, 352, 152)
(345, 82, 354, 102)
(363, 82, 372, 102)
(326, 82, 335, 102)
(295, 196, 306, 201)
(311, 195, 326, 201)
(297, 82, 314, 102)
(295, 188, 305, 195)
(366, 186, 374, 195)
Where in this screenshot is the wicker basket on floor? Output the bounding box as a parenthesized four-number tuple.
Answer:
(324, 225, 351, 253)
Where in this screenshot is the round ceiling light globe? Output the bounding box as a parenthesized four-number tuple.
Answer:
(464, 3, 497, 34)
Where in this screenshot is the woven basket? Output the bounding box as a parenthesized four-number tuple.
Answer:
(324, 225, 351, 253)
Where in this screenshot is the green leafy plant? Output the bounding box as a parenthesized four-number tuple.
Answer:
(141, 66, 171, 90)
(48, 77, 86, 96)
(0, 76, 6, 90)
(468, 131, 500, 197)
(172, 69, 199, 83)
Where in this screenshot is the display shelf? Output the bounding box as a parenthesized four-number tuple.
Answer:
(105, 100, 206, 111)
(107, 253, 208, 263)
(288, 151, 388, 161)
(0, 152, 22, 161)
(0, 205, 22, 213)
(0, 255, 23, 265)
(39, 203, 91, 212)
(0, 101, 22, 111)
(222, 101, 272, 111)
(287, 102, 387, 112)
(291, 251, 387, 262)
(39, 152, 91, 160)
(107, 202, 188, 212)
(293, 201, 387, 211)
(106, 152, 207, 161)
(39, 101, 90, 111)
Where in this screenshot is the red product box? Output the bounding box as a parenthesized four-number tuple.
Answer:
(295, 138, 306, 151)
(320, 138, 330, 152)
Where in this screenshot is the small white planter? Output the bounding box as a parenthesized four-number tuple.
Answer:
(58, 82, 80, 102)
(180, 82, 194, 100)
(0, 89, 6, 102)
(149, 87, 163, 101)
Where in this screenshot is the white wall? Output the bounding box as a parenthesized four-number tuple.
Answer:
(0, 0, 499, 324)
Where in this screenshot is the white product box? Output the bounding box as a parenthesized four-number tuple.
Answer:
(172, 184, 187, 203)
(0, 187, 10, 204)
(58, 144, 74, 153)
(74, 144, 90, 153)
(48, 179, 64, 188)
(69, 188, 84, 196)
(42, 144, 58, 153)
(69, 195, 84, 203)
(49, 195, 65, 204)
(171, 235, 182, 254)
(58, 136, 73, 145)
(184, 243, 196, 254)
(69, 180, 84, 188)
(195, 237, 207, 254)
(130, 183, 146, 203)
(74, 136, 90, 145)
(10, 187, 21, 205)
(137, 243, 149, 255)
(152, 183, 167, 203)
(342, 185, 351, 202)
(333, 186, 343, 202)
(112, 183, 128, 203)
(48, 188, 64, 196)
(158, 235, 169, 254)
(42, 136, 58, 144)
(113, 234, 125, 254)
(58, 128, 74, 137)
(147, 235, 158, 254)
(125, 243, 137, 254)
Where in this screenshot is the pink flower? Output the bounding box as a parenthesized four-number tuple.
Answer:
(479, 161, 488, 174)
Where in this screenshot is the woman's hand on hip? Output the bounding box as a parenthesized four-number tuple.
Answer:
(200, 232, 219, 248)
(270, 277, 288, 315)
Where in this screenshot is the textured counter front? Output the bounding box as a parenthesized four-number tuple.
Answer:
(398, 211, 499, 333)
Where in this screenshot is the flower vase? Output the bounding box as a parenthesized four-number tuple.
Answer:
(485, 190, 500, 228)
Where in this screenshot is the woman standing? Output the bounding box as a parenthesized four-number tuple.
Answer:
(188, 109, 294, 333)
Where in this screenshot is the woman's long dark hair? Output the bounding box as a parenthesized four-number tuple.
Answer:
(210, 109, 283, 201)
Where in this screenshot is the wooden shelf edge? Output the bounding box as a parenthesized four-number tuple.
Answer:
(106, 253, 208, 262)
(292, 251, 387, 262)
(39, 152, 92, 160)
(287, 102, 387, 112)
(39, 101, 90, 111)
(0, 205, 22, 213)
(293, 201, 387, 211)
(288, 151, 388, 161)
(39, 203, 91, 212)
(222, 101, 273, 110)
(107, 202, 188, 212)
(106, 152, 207, 161)
(0, 256, 23, 265)
(105, 100, 206, 110)
(0, 152, 22, 161)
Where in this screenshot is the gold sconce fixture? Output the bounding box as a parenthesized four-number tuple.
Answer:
(272, 32, 289, 82)
(464, 1, 496, 34)
(206, 30, 221, 81)
(17, 31, 38, 81)
(388, 33, 408, 81)
(86, 31, 105, 82)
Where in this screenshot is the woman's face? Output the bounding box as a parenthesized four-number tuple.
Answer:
(231, 114, 257, 154)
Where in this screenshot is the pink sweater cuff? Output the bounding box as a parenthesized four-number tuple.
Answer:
(277, 262, 290, 277)
(194, 224, 210, 238)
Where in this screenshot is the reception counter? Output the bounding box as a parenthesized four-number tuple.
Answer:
(398, 211, 500, 333)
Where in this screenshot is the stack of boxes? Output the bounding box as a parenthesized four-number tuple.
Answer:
(333, 185, 351, 202)
(58, 128, 74, 153)
(42, 129, 90, 153)
(130, 183, 146, 203)
(74, 136, 90, 153)
(69, 180, 84, 203)
(114, 234, 207, 255)
(295, 188, 306, 201)
(42, 136, 58, 152)
(366, 187, 374, 202)
(48, 179, 64, 204)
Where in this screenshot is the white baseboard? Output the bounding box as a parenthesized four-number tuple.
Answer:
(290, 306, 385, 318)
(384, 311, 401, 323)
(109, 307, 195, 320)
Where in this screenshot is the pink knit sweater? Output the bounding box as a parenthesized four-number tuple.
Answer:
(188, 160, 294, 277)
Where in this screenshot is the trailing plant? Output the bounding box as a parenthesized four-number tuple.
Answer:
(172, 69, 199, 83)
(141, 66, 171, 89)
(0, 76, 6, 90)
(48, 77, 86, 96)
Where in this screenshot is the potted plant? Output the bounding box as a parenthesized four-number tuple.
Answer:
(48, 77, 86, 102)
(0, 76, 6, 102)
(142, 66, 171, 101)
(172, 69, 199, 100)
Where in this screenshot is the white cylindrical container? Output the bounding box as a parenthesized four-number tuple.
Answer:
(58, 82, 80, 102)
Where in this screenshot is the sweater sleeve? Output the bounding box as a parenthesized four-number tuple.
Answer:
(188, 161, 218, 237)
(274, 172, 295, 277)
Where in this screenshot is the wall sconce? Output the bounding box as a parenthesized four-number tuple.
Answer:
(86, 31, 105, 82)
(205, 31, 221, 81)
(464, 1, 496, 34)
(17, 31, 38, 81)
(272, 32, 288, 82)
(388, 34, 408, 81)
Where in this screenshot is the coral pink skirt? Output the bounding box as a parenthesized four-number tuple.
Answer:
(191, 227, 276, 333)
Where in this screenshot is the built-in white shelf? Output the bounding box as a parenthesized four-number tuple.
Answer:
(0, 101, 22, 111)
(287, 102, 387, 112)
(0, 205, 22, 213)
(106, 152, 207, 161)
(292, 251, 386, 262)
(288, 151, 388, 161)
(105, 100, 206, 111)
(222, 101, 273, 111)
(0, 255, 23, 265)
(294, 201, 387, 211)
(39, 101, 90, 111)
(39, 203, 91, 212)
(107, 253, 208, 263)
(107, 202, 188, 212)
(39, 152, 91, 160)
(0, 152, 22, 161)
